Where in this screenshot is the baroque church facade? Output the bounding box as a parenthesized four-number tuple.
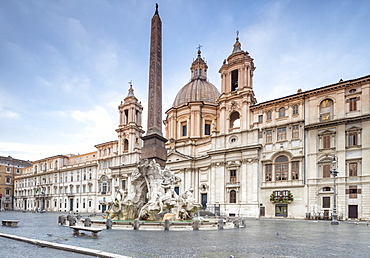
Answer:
(14, 13, 370, 220)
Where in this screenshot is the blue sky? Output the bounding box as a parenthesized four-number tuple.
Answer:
(1, 0, 369, 161)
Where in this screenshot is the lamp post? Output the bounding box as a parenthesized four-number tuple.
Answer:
(330, 156, 339, 225)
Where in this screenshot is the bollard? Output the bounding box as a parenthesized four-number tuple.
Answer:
(69, 217, 76, 227)
(133, 219, 140, 230)
(84, 218, 92, 227)
(60, 216, 67, 226)
(164, 219, 170, 231)
(217, 219, 224, 230)
(106, 219, 112, 229)
(240, 218, 246, 227)
(233, 220, 240, 228)
(193, 219, 200, 231)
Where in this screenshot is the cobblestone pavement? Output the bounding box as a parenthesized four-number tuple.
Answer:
(1, 211, 369, 257)
(0, 236, 91, 258)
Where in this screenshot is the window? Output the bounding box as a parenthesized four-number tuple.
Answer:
(320, 99, 333, 121)
(181, 121, 187, 137)
(291, 161, 299, 180)
(279, 107, 285, 118)
(124, 139, 129, 152)
(277, 127, 286, 141)
(349, 163, 357, 177)
(6, 177, 11, 184)
(292, 125, 299, 139)
(6, 167, 10, 172)
(293, 105, 299, 115)
(322, 187, 331, 191)
(265, 164, 272, 181)
(266, 130, 272, 143)
(204, 121, 211, 135)
(323, 164, 331, 178)
(102, 177, 107, 194)
(258, 115, 263, 123)
(124, 109, 128, 124)
(275, 156, 288, 180)
(230, 170, 237, 183)
(231, 70, 238, 91)
(347, 186, 360, 199)
(5, 188, 10, 195)
(258, 131, 263, 138)
(348, 132, 358, 146)
(122, 180, 126, 190)
(267, 111, 272, 120)
(83, 185, 86, 193)
(229, 111, 240, 131)
(349, 98, 357, 111)
(230, 190, 237, 203)
(322, 197, 330, 208)
(322, 135, 331, 149)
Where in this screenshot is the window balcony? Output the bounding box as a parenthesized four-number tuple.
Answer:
(226, 181, 240, 188)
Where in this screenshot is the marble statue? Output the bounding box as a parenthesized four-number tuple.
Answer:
(104, 159, 201, 221)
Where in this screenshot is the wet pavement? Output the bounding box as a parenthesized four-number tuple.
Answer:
(0, 211, 369, 257)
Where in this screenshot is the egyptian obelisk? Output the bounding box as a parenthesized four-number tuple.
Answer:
(141, 4, 167, 168)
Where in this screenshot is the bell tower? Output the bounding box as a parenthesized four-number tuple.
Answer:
(116, 83, 144, 164)
(218, 34, 257, 133)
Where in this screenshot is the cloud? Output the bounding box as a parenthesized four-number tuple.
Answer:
(70, 105, 117, 142)
(0, 106, 20, 119)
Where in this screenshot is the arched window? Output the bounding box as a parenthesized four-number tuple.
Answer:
(230, 190, 237, 203)
(275, 156, 288, 180)
(124, 139, 129, 152)
(320, 99, 333, 121)
(230, 111, 240, 131)
(279, 107, 285, 118)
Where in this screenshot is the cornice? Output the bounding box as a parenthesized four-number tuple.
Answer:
(305, 114, 370, 130)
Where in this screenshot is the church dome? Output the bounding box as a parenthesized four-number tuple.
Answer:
(173, 79, 220, 107)
(173, 49, 220, 107)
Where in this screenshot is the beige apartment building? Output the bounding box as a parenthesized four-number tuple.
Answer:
(14, 36, 370, 220)
(0, 156, 31, 210)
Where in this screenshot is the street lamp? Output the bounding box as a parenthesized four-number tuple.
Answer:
(330, 156, 339, 225)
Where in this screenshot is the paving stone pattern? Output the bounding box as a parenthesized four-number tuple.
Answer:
(0, 211, 369, 257)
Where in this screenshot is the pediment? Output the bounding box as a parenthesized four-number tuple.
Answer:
(318, 129, 335, 136)
(167, 150, 192, 162)
(347, 126, 361, 132)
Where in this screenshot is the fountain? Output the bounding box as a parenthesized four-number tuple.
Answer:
(104, 159, 200, 221)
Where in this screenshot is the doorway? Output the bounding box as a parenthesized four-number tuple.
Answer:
(102, 204, 107, 213)
(201, 193, 207, 210)
(275, 204, 288, 217)
(348, 205, 358, 219)
(69, 199, 73, 211)
(260, 206, 265, 217)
